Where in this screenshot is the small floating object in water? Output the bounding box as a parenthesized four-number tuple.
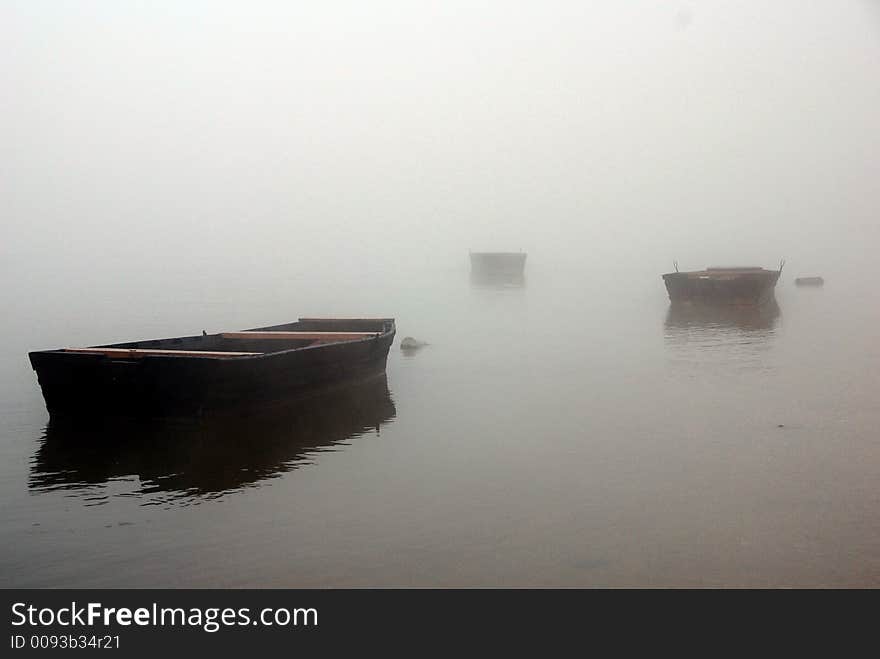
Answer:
(400, 336, 428, 350)
(794, 276, 824, 286)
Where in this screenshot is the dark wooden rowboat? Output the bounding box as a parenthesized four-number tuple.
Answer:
(662, 266, 781, 305)
(29, 317, 395, 417)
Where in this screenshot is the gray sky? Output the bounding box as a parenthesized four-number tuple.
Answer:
(3, 1, 879, 277)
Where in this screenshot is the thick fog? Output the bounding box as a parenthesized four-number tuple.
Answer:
(3, 1, 880, 589)
(3, 0, 879, 281)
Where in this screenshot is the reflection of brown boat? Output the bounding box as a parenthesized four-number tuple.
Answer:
(29, 375, 396, 501)
(665, 299, 781, 332)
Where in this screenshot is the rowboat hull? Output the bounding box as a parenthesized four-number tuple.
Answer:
(29, 318, 395, 417)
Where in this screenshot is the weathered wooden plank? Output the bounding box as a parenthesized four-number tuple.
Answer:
(222, 331, 377, 341)
(297, 317, 393, 322)
(63, 347, 261, 358)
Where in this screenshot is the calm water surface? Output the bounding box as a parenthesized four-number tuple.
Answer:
(1, 259, 878, 586)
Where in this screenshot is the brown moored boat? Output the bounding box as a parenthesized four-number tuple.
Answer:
(662, 264, 782, 305)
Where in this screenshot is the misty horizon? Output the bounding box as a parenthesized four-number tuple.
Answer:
(3, 1, 879, 282)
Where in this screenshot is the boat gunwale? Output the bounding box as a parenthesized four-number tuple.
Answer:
(661, 268, 781, 279)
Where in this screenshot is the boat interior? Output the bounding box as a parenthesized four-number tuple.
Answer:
(664, 267, 778, 280)
(55, 318, 394, 359)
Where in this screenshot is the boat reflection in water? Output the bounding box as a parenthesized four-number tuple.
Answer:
(664, 299, 781, 333)
(663, 301, 781, 371)
(469, 269, 526, 289)
(30, 374, 396, 504)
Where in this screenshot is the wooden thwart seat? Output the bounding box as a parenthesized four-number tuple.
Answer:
(63, 348, 261, 358)
(297, 317, 393, 322)
(61, 331, 382, 359)
(221, 331, 377, 341)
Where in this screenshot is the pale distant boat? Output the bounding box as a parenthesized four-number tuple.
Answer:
(794, 276, 824, 286)
(469, 251, 527, 277)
